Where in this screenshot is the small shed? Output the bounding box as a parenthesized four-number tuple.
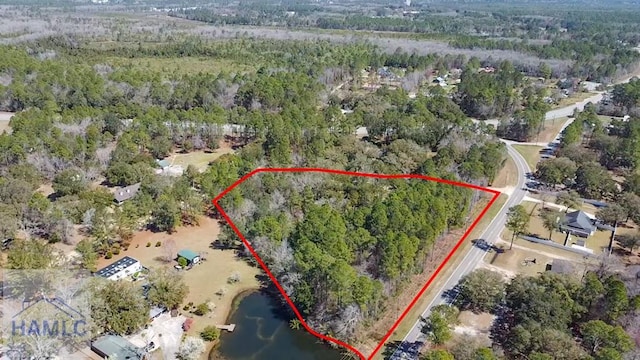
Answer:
(156, 159, 171, 170)
(177, 249, 200, 265)
(182, 318, 194, 331)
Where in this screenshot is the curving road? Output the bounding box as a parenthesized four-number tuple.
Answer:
(385, 81, 636, 359)
(388, 143, 531, 360)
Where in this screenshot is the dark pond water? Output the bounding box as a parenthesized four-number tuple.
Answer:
(211, 291, 345, 360)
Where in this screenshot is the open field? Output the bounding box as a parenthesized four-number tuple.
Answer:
(537, 116, 569, 143)
(167, 142, 235, 172)
(104, 56, 256, 76)
(512, 144, 543, 171)
(95, 216, 261, 354)
(382, 193, 507, 355)
(553, 91, 597, 109)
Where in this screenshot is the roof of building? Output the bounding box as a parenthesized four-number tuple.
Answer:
(156, 159, 171, 168)
(91, 335, 144, 360)
(178, 249, 199, 262)
(550, 259, 575, 275)
(95, 256, 140, 278)
(114, 183, 141, 203)
(150, 306, 166, 319)
(562, 210, 595, 233)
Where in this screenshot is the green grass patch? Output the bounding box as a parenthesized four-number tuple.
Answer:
(513, 144, 543, 171)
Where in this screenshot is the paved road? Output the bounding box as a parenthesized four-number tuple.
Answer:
(387, 143, 531, 360)
(386, 82, 633, 359)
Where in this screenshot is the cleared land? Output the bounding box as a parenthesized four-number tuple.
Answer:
(95, 216, 261, 354)
(167, 143, 235, 172)
(104, 56, 256, 76)
(0, 111, 13, 133)
(553, 91, 597, 109)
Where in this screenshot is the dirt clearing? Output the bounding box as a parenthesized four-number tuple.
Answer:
(96, 216, 261, 348)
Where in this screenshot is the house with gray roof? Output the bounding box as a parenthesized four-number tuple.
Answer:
(91, 334, 147, 359)
(559, 210, 596, 238)
(114, 183, 141, 205)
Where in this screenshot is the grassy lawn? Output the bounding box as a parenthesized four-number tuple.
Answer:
(167, 144, 235, 172)
(501, 201, 637, 255)
(536, 117, 569, 143)
(382, 193, 507, 354)
(552, 91, 596, 109)
(492, 156, 518, 188)
(485, 244, 556, 277)
(512, 144, 543, 171)
(104, 56, 256, 76)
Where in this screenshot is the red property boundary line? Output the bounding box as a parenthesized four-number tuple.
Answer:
(212, 167, 501, 360)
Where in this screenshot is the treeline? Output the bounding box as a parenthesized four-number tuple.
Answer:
(216, 173, 472, 341)
(424, 268, 640, 360)
(0, 36, 506, 272)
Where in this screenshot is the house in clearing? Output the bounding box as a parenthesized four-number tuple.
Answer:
(114, 182, 141, 205)
(91, 334, 147, 360)
(560, 210, 596, 238)
(177, 249, 200, 266)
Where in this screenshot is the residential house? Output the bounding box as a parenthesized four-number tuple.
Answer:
(91, 335, 147, 360)
(560, 210, 596, 238)
(114, 183, 141, 205)
(95, 256, 142, 281)
(177, 249, 200, 266)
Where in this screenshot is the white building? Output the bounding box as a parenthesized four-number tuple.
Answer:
(95, 256, 142, 281)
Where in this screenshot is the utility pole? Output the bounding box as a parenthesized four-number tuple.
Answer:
(607, 221, 617, 256)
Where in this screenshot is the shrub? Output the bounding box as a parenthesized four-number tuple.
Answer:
(178, 257, 188, 267)
(146, 242, 151, 247)
(200, 326, 220, 342)
(155, 241, 161, 247)
(113, 248, 120, 255)
(193, 303, 210, 316)
(183, 305, 190, 311)
(105, 252, 113, 259)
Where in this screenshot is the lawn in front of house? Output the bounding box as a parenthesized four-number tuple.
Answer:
(501, 201, 637, 255)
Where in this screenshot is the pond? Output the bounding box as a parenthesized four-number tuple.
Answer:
(211, 291, 345, 360)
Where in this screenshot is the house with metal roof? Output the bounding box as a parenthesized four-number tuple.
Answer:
(95, 256, 142, 281)
(177, 249, 200, 265)
(114, 183, 141, 205)
(91, 334, 147, 360)
(559, 210, 596, 238)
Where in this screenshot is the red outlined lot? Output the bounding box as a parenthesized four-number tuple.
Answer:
(212, 168, 500, 360)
